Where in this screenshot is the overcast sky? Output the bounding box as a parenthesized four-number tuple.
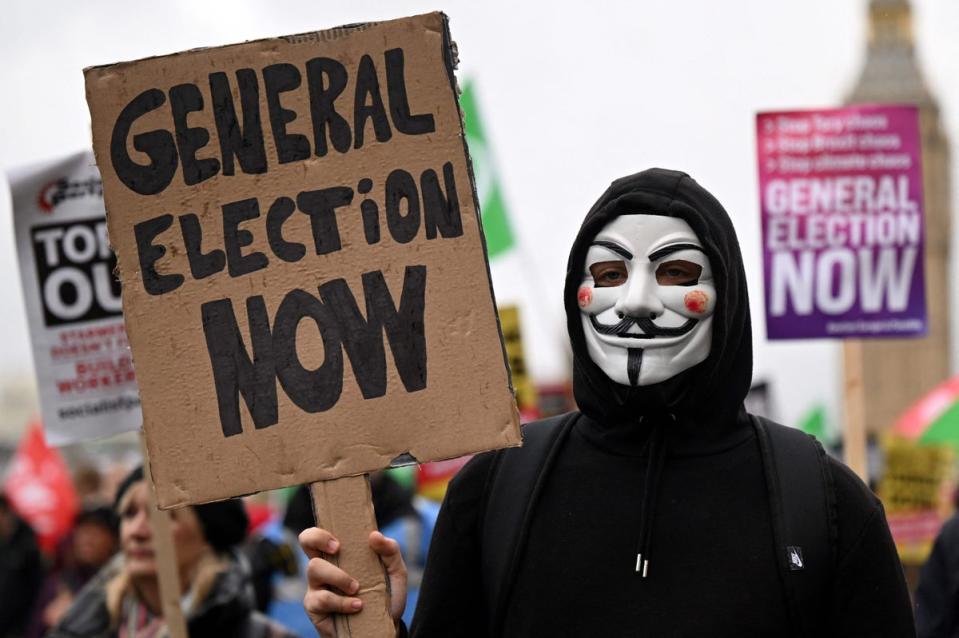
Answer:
(2, 0, 958, 434)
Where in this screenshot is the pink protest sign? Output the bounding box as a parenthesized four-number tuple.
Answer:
(756, 105, 926, 339)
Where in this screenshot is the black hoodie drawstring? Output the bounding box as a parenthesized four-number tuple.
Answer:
(635, 415, 671, 579)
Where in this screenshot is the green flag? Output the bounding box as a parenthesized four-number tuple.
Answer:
(460, 81, 515, 258)
(799, 405, 828, 442)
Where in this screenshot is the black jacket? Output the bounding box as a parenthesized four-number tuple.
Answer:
(915, 513, 959, 637)
(0, 514, 44, 637)
(408, 169, 915, 637)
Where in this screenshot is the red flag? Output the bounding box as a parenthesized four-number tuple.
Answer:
(417, 455, 473, 502)
(4, 422, 78, 554)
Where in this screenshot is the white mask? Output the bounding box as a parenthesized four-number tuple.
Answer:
(578, 214, 716, 386)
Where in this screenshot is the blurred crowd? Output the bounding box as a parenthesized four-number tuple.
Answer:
(0, 461, 440, 638)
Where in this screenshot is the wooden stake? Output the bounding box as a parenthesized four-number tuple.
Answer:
(310, 475, 395, 637)
(140, 437, 189, 638)
(842, 340, 869, 482)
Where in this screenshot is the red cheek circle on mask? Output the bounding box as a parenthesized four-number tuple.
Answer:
(577, 286, 592, 308)
(684, 290, 708, 314)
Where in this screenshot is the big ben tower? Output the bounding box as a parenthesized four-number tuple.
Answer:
(845, 0, 952, 441)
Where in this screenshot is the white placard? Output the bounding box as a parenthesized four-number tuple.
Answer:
(11, 150, 141, 445)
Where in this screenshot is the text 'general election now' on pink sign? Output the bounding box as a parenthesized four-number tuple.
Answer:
(756, 105, 926, 340)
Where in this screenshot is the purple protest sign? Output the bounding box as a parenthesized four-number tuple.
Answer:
(757, 105, 926, 340)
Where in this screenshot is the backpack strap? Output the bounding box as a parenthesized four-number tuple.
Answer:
(752, 415, 836, 638)
(480, 412, 579, 637)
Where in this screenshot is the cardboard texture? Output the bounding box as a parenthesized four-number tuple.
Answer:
(84, 12, 521, 509)
(311, 477, 394, 636)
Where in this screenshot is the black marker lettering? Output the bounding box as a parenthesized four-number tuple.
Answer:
(385, 169, 420, 244)
(263, 63, 311, 164)
(385, 48, 435, 135)
(133, 214, 183, 295)
(319, 277, 386, 399)
(110, 89, 178, 195)
(319, 265, 428, 398)
(223, 198, 269, 277)
(353, 54, 392, 149)
(210, 69, 268, 176)
(296, 187, 353, 255)
(360, 198, 381, 245)
(266, 196, 306, 263)
(355, 178, 380, 244)
(272, 289, 343, 413)
(364, 265, 428, 392)
(169, 83, 220, 186)
(305, 57, 351, 156)
(180, 213, 226, 279)
(201, 296, 278, 436)
(421, 162, 463, 239)
(202, 266, 428, 437)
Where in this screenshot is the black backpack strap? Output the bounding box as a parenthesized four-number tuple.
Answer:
(480, 411, 579, 636)
(752, 415, 836, 638)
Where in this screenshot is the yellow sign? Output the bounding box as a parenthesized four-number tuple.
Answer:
(878, 436, 954, 564)
(498, 305, 537, 415)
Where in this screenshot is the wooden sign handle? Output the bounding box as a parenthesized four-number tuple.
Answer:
(140, 437, 189, 638)
(842, 340, 869, 481)
(310, 476, 395, 637)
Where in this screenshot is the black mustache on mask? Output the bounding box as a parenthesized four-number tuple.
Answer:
(589, 313, 698, 339)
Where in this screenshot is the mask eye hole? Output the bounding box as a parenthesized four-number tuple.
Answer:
(589, 261, 628, 287)
(655, 260, 702, 286)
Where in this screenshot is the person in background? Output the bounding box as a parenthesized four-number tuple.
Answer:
(914, 489, 959, 637)
(267, 472, 429, 636)
(284, 472, 421, 536)
(72, 466, 107, 507)
(48, 466, 300, 638)
(27, 506, 120, 637)
(0, 494, 45, 638)
(243, 513, 300, 613)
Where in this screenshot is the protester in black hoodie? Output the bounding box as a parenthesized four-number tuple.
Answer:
(300, 169, 915, 637)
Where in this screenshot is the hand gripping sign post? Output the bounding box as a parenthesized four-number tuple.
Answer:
(84, 13, 522, 636)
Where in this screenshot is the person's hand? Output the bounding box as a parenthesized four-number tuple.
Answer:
(300, 528, 408, 637)
(43, 587, 74, 627)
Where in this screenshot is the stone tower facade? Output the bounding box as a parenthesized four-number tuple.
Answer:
(846, 0, 952, 434)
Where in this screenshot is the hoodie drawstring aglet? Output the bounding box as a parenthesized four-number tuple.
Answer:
(634, 416, 670, 580)
(635, 554, 649, 578)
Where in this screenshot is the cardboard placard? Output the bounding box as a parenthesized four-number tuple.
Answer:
(84, 12, 521, 509)
(10, 151, 142, 445)
(756, 105, 926, 339)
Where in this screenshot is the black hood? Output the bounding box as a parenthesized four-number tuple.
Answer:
(565, 168, 753, 451)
